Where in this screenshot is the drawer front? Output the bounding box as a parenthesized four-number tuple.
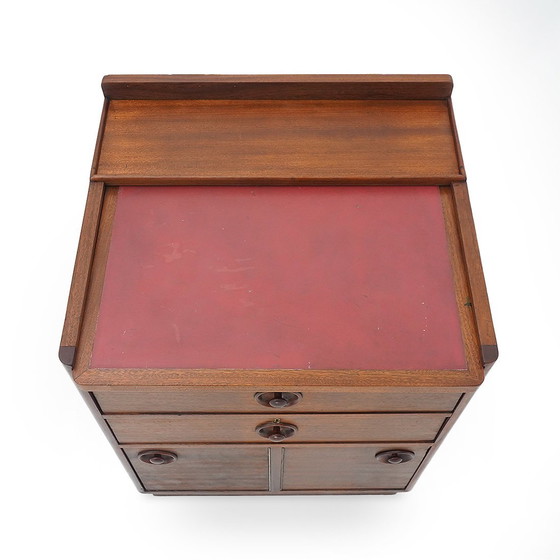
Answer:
(124, 445, 269, 492)
(282, 443, 430, 491)
(94, 390, 462, 413)
(107, 413, 448, 444)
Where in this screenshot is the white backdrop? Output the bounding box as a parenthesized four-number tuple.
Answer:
(2, 1, 559, 559)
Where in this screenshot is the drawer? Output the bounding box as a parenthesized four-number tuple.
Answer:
(107, 412, 449, 444)
(94, 390, 462, 413)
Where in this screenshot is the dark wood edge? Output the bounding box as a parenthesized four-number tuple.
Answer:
(482, 345, 499, 372)
(59, 182, 105, 367)
(150, 490, 399, 496)
(447, 99, 466, 178)
(81, 392, 146, 493)
(74, 367, 483, 389)
(439, 187, 484, 378)
(102, 74, 453, 100)
(451, 182, 498, 370)
(91, 175, 466, 187)
(91, 98, 109, 176)
(58, 347, 75, 371)
(405, 392, 474, 491)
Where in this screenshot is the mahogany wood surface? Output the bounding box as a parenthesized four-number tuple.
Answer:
(91, 99, 109, 177)
(94, 390, 463, 414)
(452, 182, 498, 370)
(83, 391, 145, 492)
(447, 99, 466, 178)
(102, 74, 453, 100)
(93, 100, 461, 185)
(106, 412, 449, 444)
(122, 442, 430, 493)
(282, 443, 429, 491)
(124, 445, 269, 492)
(59, 182, 104, 367)
(405, 392, 473, 491)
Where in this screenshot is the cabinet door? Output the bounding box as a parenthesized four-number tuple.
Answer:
(124, 445, 269, 492)
(281, 444, 430, 492)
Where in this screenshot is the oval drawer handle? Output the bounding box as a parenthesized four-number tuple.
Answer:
(254, 392, 302, 408)
(256, 421, 298, 442)
(375, 450, 415, 464)
(138, 450, 177, 465)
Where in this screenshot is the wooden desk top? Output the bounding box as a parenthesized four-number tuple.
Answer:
(60, 75, 495, 389)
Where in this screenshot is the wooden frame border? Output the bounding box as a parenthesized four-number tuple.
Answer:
(59, 181, 105, 369)
(92, 175, 467, 188)
(69, 185, 485, 390)
(452, 182, 498, 372)
(102, 74, 453, 101)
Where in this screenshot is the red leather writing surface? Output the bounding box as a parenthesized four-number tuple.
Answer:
(91, 186, 466, 370)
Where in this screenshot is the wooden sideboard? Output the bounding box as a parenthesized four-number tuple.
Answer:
(59, 75, 497, 495)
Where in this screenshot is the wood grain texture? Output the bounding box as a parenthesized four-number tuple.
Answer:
(452, 182, 498, 370)
(124, 444, 269, 492)
(106, 413, 449, 444)
(405, 392, 474, 491)
(82, 392, 145, 492)
(91, 98, 109, 176)
(102, 74, 453, 100)
(447, 98, 466, 178)
(282, 443, 430, 491)
(93, 390, 463, 414)
(439, 187, 484, 378)
(94, 99, 461, 184)
(59, 182, 104, 367)
(72, 187, 117, 377)
(124, 442, 429, 493)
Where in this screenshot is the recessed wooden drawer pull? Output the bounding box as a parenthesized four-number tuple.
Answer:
(254, 392, 302, 408)
(375, 450, 415, 464)
(256, 421, 298, 442)
(138, 450, 177, 465)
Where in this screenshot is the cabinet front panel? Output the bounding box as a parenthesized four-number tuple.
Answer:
(124, 445, 269, 492)
(282, 444, 430, 491)
(95, 390, 462, 414)
(107, 413, 448, 444)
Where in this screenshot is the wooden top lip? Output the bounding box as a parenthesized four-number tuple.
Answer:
(101, 74, 453, 100)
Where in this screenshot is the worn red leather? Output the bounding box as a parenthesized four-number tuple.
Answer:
(92, 186, 466, 370)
